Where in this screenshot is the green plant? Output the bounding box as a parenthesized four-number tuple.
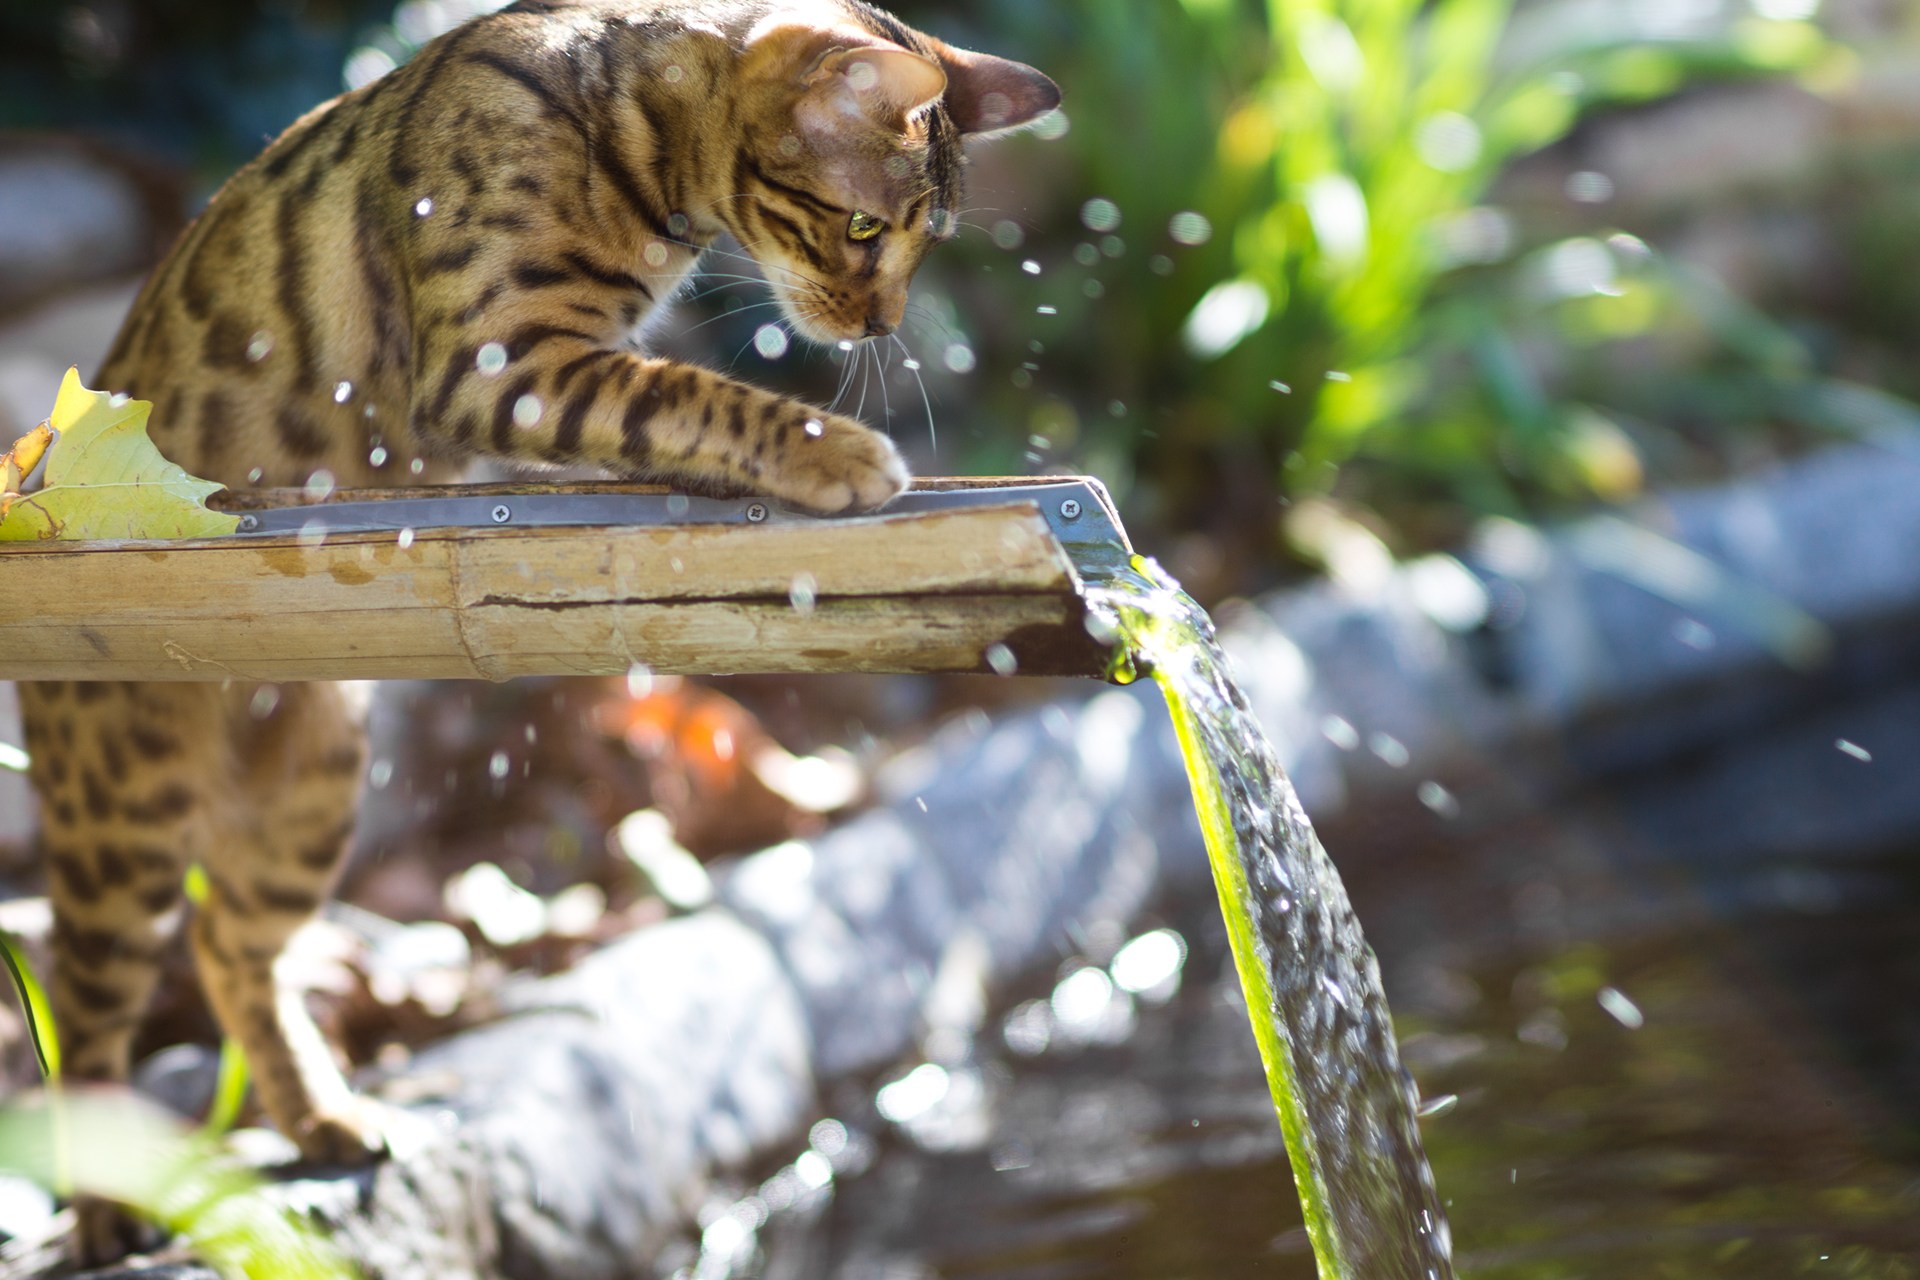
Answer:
(892, 0, 1848, 564)
(4, 918, 331, 1278)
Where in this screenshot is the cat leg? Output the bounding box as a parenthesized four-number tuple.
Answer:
(191, 680, 379, 1164)
(19, 680, 217, 1263)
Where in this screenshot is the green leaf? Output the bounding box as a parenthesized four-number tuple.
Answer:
(0, 368, 240, 542)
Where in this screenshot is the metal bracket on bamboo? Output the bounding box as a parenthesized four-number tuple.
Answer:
(0, 476, 1131, 682)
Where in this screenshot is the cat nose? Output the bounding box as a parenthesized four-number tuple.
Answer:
(864, 316, 895, 338)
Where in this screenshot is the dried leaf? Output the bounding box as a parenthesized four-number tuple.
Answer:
(0, 369, 239, 542)
(0, 424, 53, 504)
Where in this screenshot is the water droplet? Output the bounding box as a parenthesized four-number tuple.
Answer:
(1673, 617, 1716, 650)
(794, 1148, 833, 1189)
(1414, 111, 1483, 173)
(1417, 1093, 1460, 1118)
(643, 240, 669, 267)
(344, 44, 396, 89)
(1168, 210, 1213, 246)
(1369, 732, 1410, 767)
(1836, 738, 1873, 763)
(845, 58, 880, 92)
(1110, 928, 1186, 994)
(476, 342, 508, 375)
(246, 331, 275, 362)
(513, 394, 544, 428)
(1182, 278, 1269, 359)
(663, 63, 684, 83)
(666, 493, 690, 515)
(803, 418, 825, 438)
(1083, 279, 1105, 299)
(1325, 370, 1352, 383)
(305, 470, 336, 501)
(397, 527, 415, 550)
(927, 207, 955, 238)
(1270, 380, 1292, 393)
(369, 758, 394, 789)
(943, 343, 976, 374)
(1030, 107, 1070, 141)
(1149, 254, 1174, 276)
(789, 572, 817, 615)
(753, 324, 790, 359)
(1596, 986, 1645, 1029)
(1020, 259, 1042, 276)
(247, 466, 265, 484)
(778, 133, 804, 159)
(991, 220, 1025, 250)
(1079, 197, 1121, 233)
(1416, 780, 1460, 818)
(1073, 243, 1100, 267)
(620, 663, 655, 702)
(414, 196, 434, 218)
(984, 643, 1018, 676)
(409, 458, 426, 475)
(901, 357, 921, 371)
(369, 445, 389, 467)
(333, 380, 354, 404)
(1541, 236, 1619, 298)
(488, 750, 510, 781)
(667, 212, 690, 237)
(1101, 235, 1126, 259)
(1565, 169, 1615, 203)
(1036, 305, 1057, 316)
(1011, 368, 1034, 390)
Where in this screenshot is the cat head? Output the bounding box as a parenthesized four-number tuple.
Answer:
(723, 12, 1059, 345)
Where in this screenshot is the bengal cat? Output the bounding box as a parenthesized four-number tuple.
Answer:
(16, 0, 1055, 1255)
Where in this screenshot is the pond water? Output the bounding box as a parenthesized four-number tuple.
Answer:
(672, 681, 1920, 1278)
(727, 855, 1920, 1279)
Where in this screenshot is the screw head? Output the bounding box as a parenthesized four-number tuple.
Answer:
(491, 504, 512, 524)
(745, 502, 769, 523)
(1059, 498, 1083, 521)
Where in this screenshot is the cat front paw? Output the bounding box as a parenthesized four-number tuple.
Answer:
(765, 412, 910, 514)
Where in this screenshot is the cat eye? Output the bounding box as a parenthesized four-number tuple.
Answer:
(847, 210, 885, 242)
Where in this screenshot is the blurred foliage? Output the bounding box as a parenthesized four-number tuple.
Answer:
(884, 0, 1861, 569)
(0, 1093, 357, 1279)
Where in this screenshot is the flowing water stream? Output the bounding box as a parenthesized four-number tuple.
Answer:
(1085, 555, 1454, 1280)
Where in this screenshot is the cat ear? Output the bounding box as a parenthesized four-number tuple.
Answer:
(747, 19, 948, 133)
(931, 45, 1061, 136)
(808, 45, 949, 127)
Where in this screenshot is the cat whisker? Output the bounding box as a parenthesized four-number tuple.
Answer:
(675, 298, 787, 340)
(892, 333, 938, 457)
(875, 337, 895, 434)
(902, 302, 960, 346)
(854, 341, 874, 422)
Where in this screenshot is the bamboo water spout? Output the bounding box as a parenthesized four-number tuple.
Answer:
(0, 477, 1125, 682)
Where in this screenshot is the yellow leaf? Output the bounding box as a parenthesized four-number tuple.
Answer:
(0, 369, 239, 542)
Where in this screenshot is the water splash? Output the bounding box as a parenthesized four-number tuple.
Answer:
(1087, 556, 1453, 1280)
